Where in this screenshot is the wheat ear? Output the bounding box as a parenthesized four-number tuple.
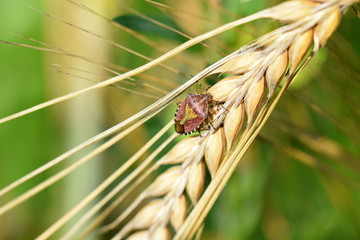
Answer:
(89, 1, 358, 240)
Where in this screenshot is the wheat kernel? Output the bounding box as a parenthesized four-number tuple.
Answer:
(289, 29, 313, 73)
(205, 128, 225, 178)
(245, 77, 266, 123)
(151, 227, 171, 240)
(126, 227, 171, 240)
(208, 75, 242, 102)
(224, 103, 245, 151)
(126, 230, 148, 240)
(186, 161, 206, 204)
(314, 7, 341, 48)
(269, 0, 319, 23)
(147, 166, 182, 197)
(266, 50, 288, 97)
(170, 195, 188, 231)
(213, 52, 259, 74)
(131, 199, 164, 229)
(160, 137, 199, 164)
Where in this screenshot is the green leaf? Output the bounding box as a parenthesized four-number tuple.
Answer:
(113, 14, 187, 42)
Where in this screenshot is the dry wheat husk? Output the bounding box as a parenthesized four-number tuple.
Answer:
(101, 0, 356, 239)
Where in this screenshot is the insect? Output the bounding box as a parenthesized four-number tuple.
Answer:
(174, 92, 215, 135)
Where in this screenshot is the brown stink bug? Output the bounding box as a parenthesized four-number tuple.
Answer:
(174, 92, 214, 135)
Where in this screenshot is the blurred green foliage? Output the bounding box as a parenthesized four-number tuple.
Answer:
(0, 1, 59, 239)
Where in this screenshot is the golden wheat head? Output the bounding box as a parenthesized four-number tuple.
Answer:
(96, 1, 357, 240)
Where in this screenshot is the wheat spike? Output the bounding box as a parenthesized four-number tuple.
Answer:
(97, 1, 357, 239)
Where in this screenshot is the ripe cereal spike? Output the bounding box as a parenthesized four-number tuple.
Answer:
(170, 195, 188, 231)
(205, 128, 225, 178)
(23, 1, 356, 240)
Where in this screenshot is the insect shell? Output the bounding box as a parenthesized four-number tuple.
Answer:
(174, 92, 214, 135)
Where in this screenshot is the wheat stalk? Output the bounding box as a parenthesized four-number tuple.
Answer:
(83, 1, 356, 239)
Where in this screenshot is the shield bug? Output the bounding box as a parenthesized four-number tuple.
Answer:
(174, 92, 214, 135)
